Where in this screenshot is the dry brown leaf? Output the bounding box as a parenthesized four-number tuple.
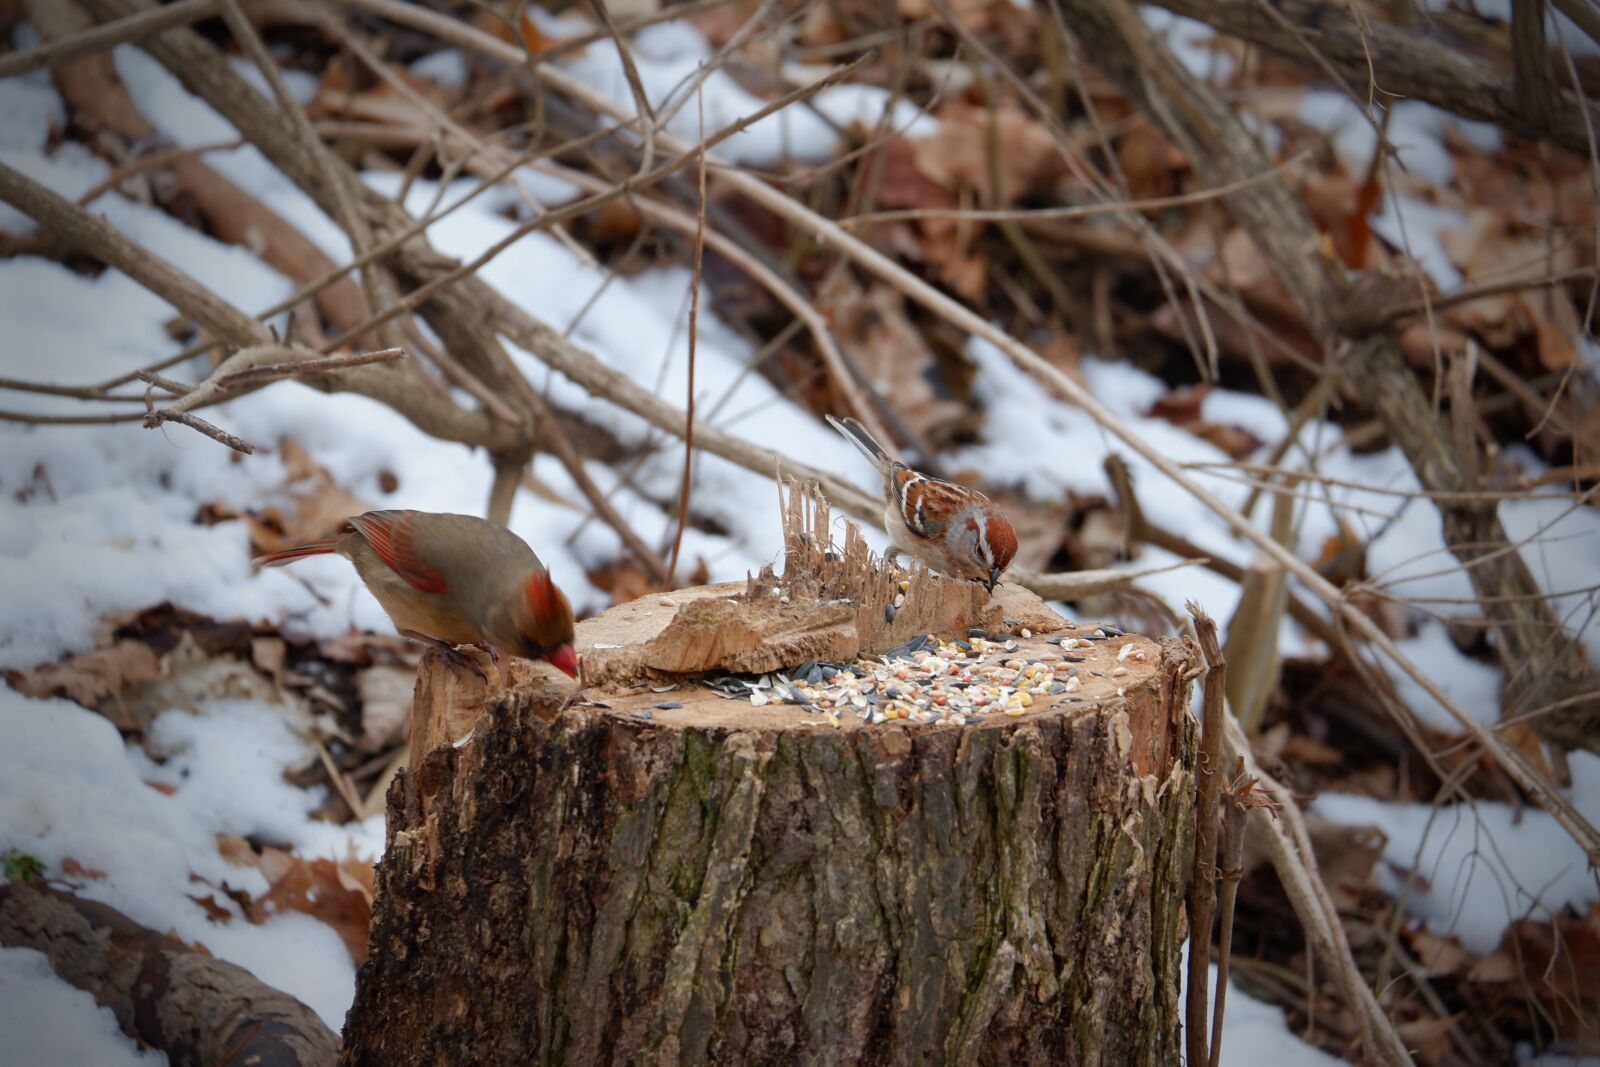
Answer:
(121, 632, 286, 734)
(910, 102, 1059, 206)
(1117, 118, 1187, 201)
(249, 846, 376, 964)
(586, 557, 710, 608)
(224, 439, 370, 557)
(898, 0, 995, 31)
(1396, 319, 1471, 368)
(188, 892, 235, 924)
(6, 640, 161, 726)
(309, 82, 434, 130)
(60, 857, 107, 881)
(1312, 517, 1367, 586)
(251, 635, 287, 691)
(1279, 733, 1344, 766)
(355, 665, 415, 752)
(817, 271, 964, 442)
(1478, 906, 1600, 1051)
(1304, 813, 1384, 910)
(216, 834, 257, 867)
(1440, 209, 1586, 369)
(872, 138, 960, 226)
(1407, 927, 1473, 978)
(1396, 1013, 1462, 1066)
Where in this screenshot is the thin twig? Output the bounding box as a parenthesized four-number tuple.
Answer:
(666, 89, 709, 588)
(74, 138, 246, 205)
(209, 347, 406, 393)
(588, 0, 658, 173)
(143, 408, 255, 454)
(133, 371, 194, 396)
(841, 151, 1309, 226)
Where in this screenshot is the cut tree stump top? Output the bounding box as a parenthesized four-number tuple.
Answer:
(410, 482, 1188, 780)
(414, 583, 1184, 781)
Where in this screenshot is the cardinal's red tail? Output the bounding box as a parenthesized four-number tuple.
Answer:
(253, 537, 344, 567)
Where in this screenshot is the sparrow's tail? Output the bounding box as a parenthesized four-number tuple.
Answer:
(253, 537, 344, 568)
(826, 414, 891, 468)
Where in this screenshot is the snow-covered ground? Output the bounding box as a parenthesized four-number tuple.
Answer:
(2, 12, 1598, 1066)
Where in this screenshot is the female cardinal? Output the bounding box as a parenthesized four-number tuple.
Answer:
(255, 509, 578, 680)
(828, 415, 1018, 591)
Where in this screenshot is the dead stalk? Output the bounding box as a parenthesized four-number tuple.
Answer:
(1185, 602, 1227, 1067)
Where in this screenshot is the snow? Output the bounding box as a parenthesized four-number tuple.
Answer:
(1214, 975, 1347, 1066)
(1388, 622, 1502, 730)
(115, 47, 354, 263)
(1371, 191, 1466, 290)
(228, 56, 319, 105)
(0, 947, 168, 1067)
(1141, 9, 1237, 83)
(410, 48, 469, 89)
(1296, 93, 1499, 187)
(1316, 752, 1600, 954)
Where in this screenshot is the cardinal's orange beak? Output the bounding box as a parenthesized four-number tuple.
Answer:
(543, 643, 579, 679)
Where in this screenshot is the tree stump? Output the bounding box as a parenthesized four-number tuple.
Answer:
(343, 487, 1198, 1066)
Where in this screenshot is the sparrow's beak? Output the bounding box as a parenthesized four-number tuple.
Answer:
(986, 566, 1002, 593)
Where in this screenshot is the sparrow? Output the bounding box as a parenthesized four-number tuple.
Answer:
(827, 415, 1017, 591)
(255, 509, 578, 680)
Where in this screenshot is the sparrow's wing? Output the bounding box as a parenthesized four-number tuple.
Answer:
(891, 467, 958, 541)
(348, 510, 450, 593)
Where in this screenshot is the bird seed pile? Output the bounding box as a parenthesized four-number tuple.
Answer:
(680, 624, 1141, 728)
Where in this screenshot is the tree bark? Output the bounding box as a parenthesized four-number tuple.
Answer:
(343, 611, 1196, 1065)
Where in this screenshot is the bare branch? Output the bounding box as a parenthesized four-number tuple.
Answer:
(1512, 0, 1560, 130)
(0, 160, 503, 448)
(0, 0, 216, 80)
(1142, 0, 1600, 156)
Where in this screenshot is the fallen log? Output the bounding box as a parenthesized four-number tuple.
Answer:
(0, 881, 337, 1067)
